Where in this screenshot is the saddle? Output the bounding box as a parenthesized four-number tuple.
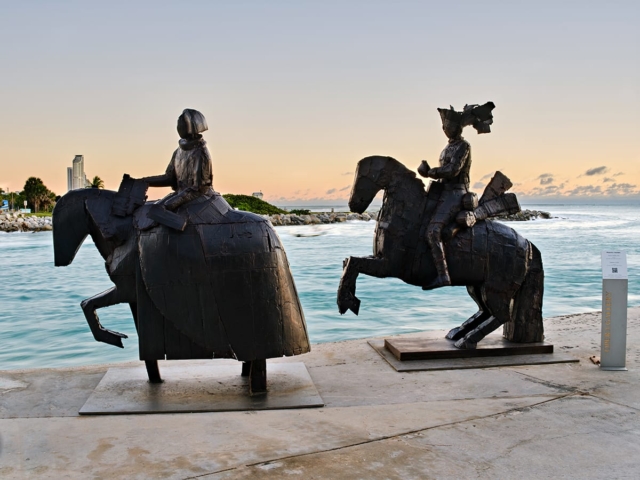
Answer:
(428, 171, 522, 242)
(111, 174, 188, 231)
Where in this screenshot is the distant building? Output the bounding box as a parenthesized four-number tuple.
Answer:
(252, 191, 263, 199)
(67, 167, 73, 191)
(69, 155, 86, 191)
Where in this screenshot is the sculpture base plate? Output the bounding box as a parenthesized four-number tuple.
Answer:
(369, 337, 579, 372)
(385, 336, 553, 361)
(79, 362, 323, 415)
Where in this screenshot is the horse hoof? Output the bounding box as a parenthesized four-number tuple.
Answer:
(445, 327, 464, 340)
(454, 338, 477, 350)
(337, 293, 361, 315)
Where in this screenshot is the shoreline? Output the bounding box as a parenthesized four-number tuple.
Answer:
(0, 209, 551, 232)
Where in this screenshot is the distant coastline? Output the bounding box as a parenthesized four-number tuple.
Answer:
(264, 209, 551, 226)
(0, 208, 551, 233)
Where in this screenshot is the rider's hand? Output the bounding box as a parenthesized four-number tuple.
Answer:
(427, 168, 438, 179)
(417, 161, 430, 177)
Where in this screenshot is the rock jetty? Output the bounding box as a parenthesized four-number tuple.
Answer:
(0, 209, 551, 232)
(495, 209, 551, 221)
(264, 209, 551, 226)
(0, 213, 53, 232)
(266, 212, 374, 226)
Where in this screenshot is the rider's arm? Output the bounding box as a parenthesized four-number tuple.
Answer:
(140, 151, 178, 188)
(194, 147, 213, 192)
(164, 148, 212, 211)
(428, 143, 469, 179)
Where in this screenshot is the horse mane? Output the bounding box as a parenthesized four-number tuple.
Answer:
(53, 189, 121, 265)
(382, 157, 428, 196)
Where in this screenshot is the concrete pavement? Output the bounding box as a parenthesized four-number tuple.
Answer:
(1, 308, 638, 479)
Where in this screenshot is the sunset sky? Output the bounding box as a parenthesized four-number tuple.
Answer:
(1, 1, 638, 204)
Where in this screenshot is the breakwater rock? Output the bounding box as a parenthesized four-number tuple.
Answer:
(0, 213, 53, 232)
(266, 212, 374, 226)
(263, 209, 551, 226)
(0, 209, 551, 233)
(496, 209, 552, 221)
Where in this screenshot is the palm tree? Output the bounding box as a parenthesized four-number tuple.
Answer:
(90, 176, 105, 189)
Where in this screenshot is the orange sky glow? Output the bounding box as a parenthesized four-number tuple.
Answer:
(1, 2, 638, 205)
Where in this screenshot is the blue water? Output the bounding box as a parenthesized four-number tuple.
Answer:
(0, 204, 638, 370)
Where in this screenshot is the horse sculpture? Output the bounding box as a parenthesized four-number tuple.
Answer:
(53, 187, 310, 394)
(337, 156, 544, 349)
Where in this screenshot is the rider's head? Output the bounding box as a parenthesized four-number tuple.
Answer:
(438, 102, 495, 139)
(177, 109, 208, 139)
(442, 119, 463, 139)
(438, 107, 463, 140)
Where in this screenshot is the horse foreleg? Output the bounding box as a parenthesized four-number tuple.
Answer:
(249, 359, 267, 395)
(80, 287, 129, 348)
(455, 285, 516, 349)
(337, 256, 389, 315)
(128, 303, 162, 383)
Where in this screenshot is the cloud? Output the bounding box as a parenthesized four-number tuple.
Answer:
(529, 185, 561, 196)
(325, 188, 337, 195)
(472, 181, 485, 189)
(479, 172, 493, 181)
(341, 172, 353, 176)
(584, 166, 608, 176)
(603, 177, 613, 183)
(614, 172, 624, 177)
(338, 185, 351, 192)
(605, 183, 639, 195)
(566, 185, 603, 196)
(537, 173, 554, 185)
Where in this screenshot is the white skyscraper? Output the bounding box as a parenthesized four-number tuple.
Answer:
(71, 155, 85, 190)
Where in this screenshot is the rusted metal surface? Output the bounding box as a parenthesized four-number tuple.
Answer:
(338, 154, 544, 349)
(53, 110, 310, 394)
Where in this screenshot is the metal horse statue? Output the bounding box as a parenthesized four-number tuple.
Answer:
(53, 187, 310, 394)
(337, 156, 544, 349)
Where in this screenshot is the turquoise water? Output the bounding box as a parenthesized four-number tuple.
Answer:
(0, 204, 638, 370)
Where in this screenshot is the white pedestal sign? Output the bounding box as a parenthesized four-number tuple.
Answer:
(600, 251, 628, 371)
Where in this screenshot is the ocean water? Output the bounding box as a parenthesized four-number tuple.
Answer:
(0, 204, 638, 370)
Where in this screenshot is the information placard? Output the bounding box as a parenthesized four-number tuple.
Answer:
(601, 251, 628, 279)
(601, 250, 628, 371)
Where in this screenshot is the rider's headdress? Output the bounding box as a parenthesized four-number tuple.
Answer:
(438, 102, 495, 134)
(180, 109, 209, 135)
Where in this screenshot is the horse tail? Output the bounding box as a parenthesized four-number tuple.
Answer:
(503, 242, 544, 343)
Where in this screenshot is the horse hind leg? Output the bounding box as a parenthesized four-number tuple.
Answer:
(454, 288, 513, 349)
(504, 244, 545, 343)
(454, 315, 502, 349)
(446, 285, 491, 340)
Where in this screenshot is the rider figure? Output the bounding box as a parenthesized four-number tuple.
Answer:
(419, 102, 495, 290)
(140, 108, 214, 212)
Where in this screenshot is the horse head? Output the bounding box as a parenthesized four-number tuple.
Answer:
(53, 188, 121, 266)
(349, 156, 416, 213)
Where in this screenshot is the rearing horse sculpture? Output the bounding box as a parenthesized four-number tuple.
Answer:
(337, 156, 544, 349)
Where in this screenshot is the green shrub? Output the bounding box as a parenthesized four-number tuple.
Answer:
(222, 194, 286, 215)
(289, 209, 311, 215)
